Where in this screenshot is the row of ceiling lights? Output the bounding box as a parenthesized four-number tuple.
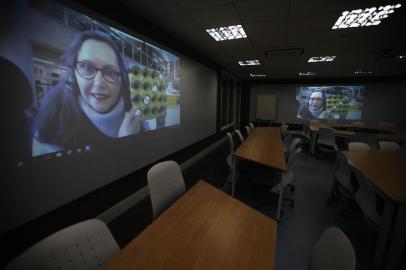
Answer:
(205, 4, 403, 78)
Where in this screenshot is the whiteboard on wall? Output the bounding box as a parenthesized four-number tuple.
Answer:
(256, 94, 277, 120)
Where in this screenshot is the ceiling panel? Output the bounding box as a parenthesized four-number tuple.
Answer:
(189, 4, 241, 28)
(235, 0, 289, 22)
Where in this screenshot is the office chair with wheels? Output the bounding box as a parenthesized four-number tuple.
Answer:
(309, 226, 356, 270)
(147, 160, 186, 219)
(5, 219, 119, 270)
(271, 147, 302, 220)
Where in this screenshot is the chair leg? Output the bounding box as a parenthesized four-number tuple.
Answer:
(276, 187, 284, 221)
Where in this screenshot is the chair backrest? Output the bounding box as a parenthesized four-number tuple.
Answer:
(272, 148, 302, 193)
(378, 141, 400, 150)
(350, 133, 377, 149)
(235, 129, 244, 143)
(348, 142, 370, 150)
(147, 160, 186, 219)
(335, 152, 356, 195)
(5, 219, 119, 270)
(308, 226, 356, 270)
(226, 132, 234, 170)
(287, 137, 302, 158)
(326, 118, 336, 126)
(350, 164, 382, 228)
(249, 122, 254, 130)
(244, 125, 251, 136)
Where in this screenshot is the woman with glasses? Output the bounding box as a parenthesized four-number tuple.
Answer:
(297, 90, 335, 120)
(32, 30, 143, 156)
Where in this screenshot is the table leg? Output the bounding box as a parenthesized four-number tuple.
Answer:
(310, 131, 317, 154)
(232, 158, 236, 197)
(374, 200, 395, 267)
(385, 204, 406, 270)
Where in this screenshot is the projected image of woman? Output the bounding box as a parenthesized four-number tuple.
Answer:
(32, 30, 143, 156)
(297, 90, 335, 120)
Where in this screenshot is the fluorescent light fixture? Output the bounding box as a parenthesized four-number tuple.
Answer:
(299, 72, 315, 76)
(308, 56, 336, 62)
(238, 60, 260, 66)
(332, 4, 402, 29)
(398, 55, 405, 59)
(354, 70, 373, 75)
(250, 74, 267, 78)
(206, 25, 247, 41)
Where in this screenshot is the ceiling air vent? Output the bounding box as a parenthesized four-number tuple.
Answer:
(265, 48, 304, 58)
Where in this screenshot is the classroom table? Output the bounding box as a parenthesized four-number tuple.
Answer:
(232, 127, 286, 196)
(101, 180, 278, 270)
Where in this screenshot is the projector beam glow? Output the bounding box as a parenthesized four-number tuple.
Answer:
(238, 60, 260, 66)
(332, 4, 401, 29)
(206, 25, 247, 41)
(308, 56, 336, 62)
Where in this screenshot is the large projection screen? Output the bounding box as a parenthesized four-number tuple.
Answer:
(0, 0, 217, 234)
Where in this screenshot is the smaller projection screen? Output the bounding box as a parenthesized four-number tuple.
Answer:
(296, 86, 365, 120)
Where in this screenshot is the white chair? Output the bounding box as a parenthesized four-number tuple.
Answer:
(147, 160, 186, 219)
(226, 132, 235, 172)
(348, 142, 370, 150)
(271, 147, 302, 220)
(6, 219, 119, 270)
(249, 122, 254, 130)
(235, 129, 244, 143)
(244, 125, 251, 136)
(309, 226, 356, 270)
(378, 141, 400, 150)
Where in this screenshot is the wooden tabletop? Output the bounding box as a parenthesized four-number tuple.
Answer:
(102, 181, 278, 270)
(343, 150, 406, 203)
(234, 127, 286, 171)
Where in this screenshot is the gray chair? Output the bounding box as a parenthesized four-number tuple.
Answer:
(309, 226, 356, 270)
(378, 141, 400, 150)
(350, 164, 382, 229)
(235, 129, 244, 144)
(147, 160, 186, 219)
(271, 147, 302, 220)
(348, 142, 370, 150)
(378, 122, 396, 133)
(249, 122, 254, 130)
(5, 219, 119, 270)
(280, 122, 289, 137)
(245, 125, 251, 136)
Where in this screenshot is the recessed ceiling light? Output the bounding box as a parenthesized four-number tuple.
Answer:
(398, 55, 406, 59)
(206, 25, 247, 41)
(332, 4, 402, 29)
(354, 70, 373, 75)
(250, 74, 266, 78)
(238, 60, 260, 66)
(308, 56, 336, 62)
(299, 72, 315, 76)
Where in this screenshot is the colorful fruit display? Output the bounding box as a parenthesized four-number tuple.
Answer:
(129, 65, 167, 120)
